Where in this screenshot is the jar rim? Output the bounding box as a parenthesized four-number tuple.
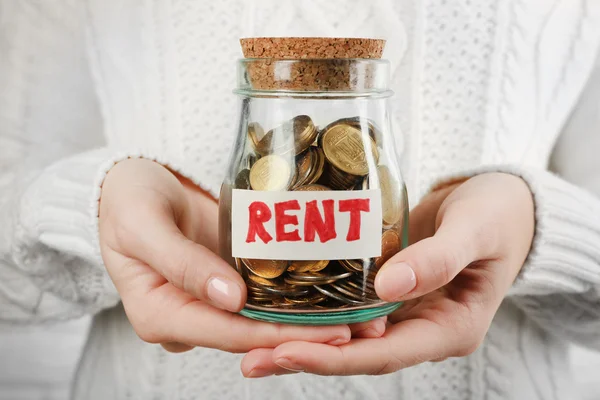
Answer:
(236, 58, 391, 94)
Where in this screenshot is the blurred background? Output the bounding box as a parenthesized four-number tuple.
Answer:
(0, 320, 599, 399)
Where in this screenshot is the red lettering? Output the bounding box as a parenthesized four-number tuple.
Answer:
(339, 199, 370, 241)
(275, 200, 301, 242)
(246, 201, 273, 244)
(304, 200, 337, 243)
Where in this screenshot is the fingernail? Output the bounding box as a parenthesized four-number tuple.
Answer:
(327, 336, 349, 346)
(376, 262, 417, 300)
(207, 277, 242, 312)
(246, 368, 274, 378)
(274, 358, 304, 372)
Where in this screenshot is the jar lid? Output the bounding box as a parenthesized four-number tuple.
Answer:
(238, 37, 388, 92)
(240, 37, 385, 60)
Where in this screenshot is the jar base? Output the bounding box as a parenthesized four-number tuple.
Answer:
(239, 302, 403, 325)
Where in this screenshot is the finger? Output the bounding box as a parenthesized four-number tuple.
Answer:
(241, 348, 300, 378)
(161, 342, 195, 353)
(241, 317, 389, 378)
(115, 201, 247, 312)
(268, 318, 477, 376)
(349, 317, 387, 339)
(120, 272, 352, 353)
(375, 202, 494, 302)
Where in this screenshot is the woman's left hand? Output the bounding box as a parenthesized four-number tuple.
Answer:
(241, 172, 535, 377)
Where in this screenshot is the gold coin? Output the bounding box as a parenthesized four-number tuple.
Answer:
(376, 230, 401, 268)
(242, 258, 288, 279)
(378, 165, 403, 226)
(234, 169, 251, 189)
(288, 260, 330, 273)
(291, 115, 318, 155)
(248, 122, 264, 147)
(293, 184, 330, 191)
(325, 164, 359, 190)
(325, 117, 379, 143)
(307, 147, 326, 184)
(321, 124, 379, 176)
(283, 294, 327, 306)
(249, 155, 291, 191)
(291, 147, 315, 189)
(339, 259, 364, 272)
(246, 273, 280, 287)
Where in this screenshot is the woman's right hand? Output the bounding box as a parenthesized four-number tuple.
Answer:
(98, 159, 378, 358)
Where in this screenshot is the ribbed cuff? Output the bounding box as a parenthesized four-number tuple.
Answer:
(19, 147, 216, 267)
(430, 166, 600, 297)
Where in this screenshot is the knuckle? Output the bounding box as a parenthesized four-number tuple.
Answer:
(169, 241, 198, 292)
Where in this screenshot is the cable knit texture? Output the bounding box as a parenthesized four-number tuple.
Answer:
(2, 0, 600, 399)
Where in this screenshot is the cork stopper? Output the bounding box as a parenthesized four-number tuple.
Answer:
(241, 37, 385, 60)
(239, 37, 387, 91)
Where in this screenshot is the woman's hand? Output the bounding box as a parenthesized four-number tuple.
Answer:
(99, 159, 383, 356)
(241, 172, 535, 376)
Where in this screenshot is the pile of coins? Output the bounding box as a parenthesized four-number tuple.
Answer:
(234, 115, 404, 310)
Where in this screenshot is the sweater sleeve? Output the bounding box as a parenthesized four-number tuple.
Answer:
(502, 51, 600, 349)
(431, 53, 600, 349)
(0, 1, 120, 322)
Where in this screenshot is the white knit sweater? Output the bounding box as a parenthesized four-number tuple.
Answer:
(2, 0, 600, 399)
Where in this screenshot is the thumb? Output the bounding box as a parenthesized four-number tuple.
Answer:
(374, 205, 492, 302)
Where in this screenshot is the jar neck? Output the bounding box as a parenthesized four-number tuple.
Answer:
(236, 59, 391, 96)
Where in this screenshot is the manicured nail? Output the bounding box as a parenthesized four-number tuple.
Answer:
(207, 277, 242, 312)
(375, 262, 417, 300)
(274, 358, 305, 372)
(246, 368, 274, 378)
(327, 336, 349, 346)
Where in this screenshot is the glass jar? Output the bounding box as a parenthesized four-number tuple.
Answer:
(219, 58, 409, 325)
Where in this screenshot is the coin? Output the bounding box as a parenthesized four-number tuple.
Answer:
(293, 184, 330, 191)
(234, 258, 244, 274)
(249, 155, 291, 191)
(246, 272, 281, 287)
(288, 260, 329, 273)
(291, 147, 315, 189)
(284, 276, 340, 286)
(283, 294, 327, 306)
(248, 122, 265, 152)
(325, 117, 380, 143)
(321, 124, 379, 176)
(343, 279, 377, 295)
(324, 163, 360, 190)
(330, 282, 373, 301)
(234, 169, 251, 189)
(339, 259, 364, 272)
(290, 115, 318, 155)
(287, 270, 353, 282)
(259, 283, 312, 297)
(376, 229, 401, 268)
(378, 165, 403, 226)
(314, 285, 364, 305)
(243, 259, 288, 279)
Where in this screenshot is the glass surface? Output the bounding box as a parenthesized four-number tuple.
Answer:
(218, 59, 409, 325)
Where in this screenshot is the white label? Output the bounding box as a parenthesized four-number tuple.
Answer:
(231, 189, 382, 260)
